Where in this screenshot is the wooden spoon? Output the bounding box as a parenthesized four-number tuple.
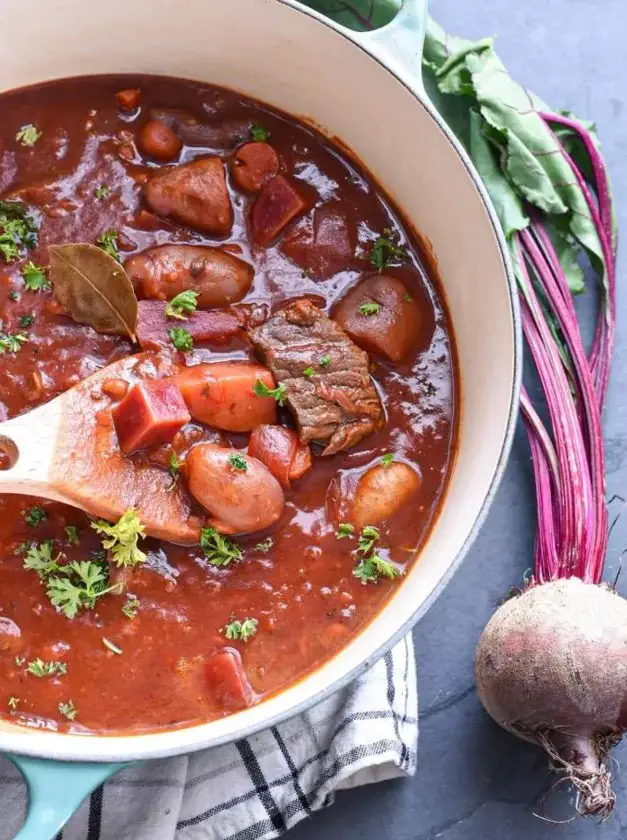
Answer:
(0, 353, 200, 544)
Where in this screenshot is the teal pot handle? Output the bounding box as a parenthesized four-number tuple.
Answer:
(9, 755, 127, 840)
(302, 0, 427, 91)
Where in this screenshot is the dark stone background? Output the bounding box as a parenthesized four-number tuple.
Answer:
(290, 1, 627, 837)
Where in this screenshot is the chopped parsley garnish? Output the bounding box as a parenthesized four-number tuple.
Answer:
(0, 332, 27, 354)
(253, 378, 287, 406)
(9, 291, 19, 302)
(0, 201, 38, 263)
(22, 261, 50, 292)
(169, 327, 194, 352)
(102, 637, 123, 655)
(94, 185, 112, 200)
(58, 700, 77, 720)
(319, 355, 331, 368)
(369, 229, 407, 270)
(165, 290, 199, 320)
(353, 525, 401, 584)
(168, 452, 181, 489)
(404, 293, 413, 302)
(26, 658, 67, 678)
(97, 229, 120, 261)
(200, 527, 242, 567)
(65, 525, 81, 545)
(358, 300, 381, 317)
(91, 509, 146, 567)
(228, 453, 248, 471)
(47, 560, 118, 619)
(23, 506, 47, 527)
(224, 617, 258, 643)
(381, 453, 394, 467)
(7, 697, 20, 711)
(23, 541, 59, 577)
(122, 596, 140, 619)
(16, 125, 42, 147)
(19, 314, 35, 328)
(336, 523, 355, 540)
(14, 656, 25, 667)
(255, 537, 273, 553)
(303, 366, 315, 378)
(250, 122, 270, 142)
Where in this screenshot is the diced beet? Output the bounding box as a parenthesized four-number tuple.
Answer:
(136, 300, 245, 351)
(251, 175, 308, 246)
(281, 204, 355, 278)
(115, 88, 141, 110)
(112, 379, 191, 454)
(205, 648, 254, 712)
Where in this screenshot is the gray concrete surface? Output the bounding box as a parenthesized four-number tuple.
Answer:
(290, 1, 627, 837)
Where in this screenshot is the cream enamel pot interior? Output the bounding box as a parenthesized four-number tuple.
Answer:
(0, 0, 520, 833)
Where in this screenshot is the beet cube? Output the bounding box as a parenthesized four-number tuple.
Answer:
(112, 379, 190, 454)
(251, 175, 308, 246)
(205, 648, 254, 711)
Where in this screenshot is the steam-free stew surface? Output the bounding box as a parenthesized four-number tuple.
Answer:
(0, 76, 456, 733)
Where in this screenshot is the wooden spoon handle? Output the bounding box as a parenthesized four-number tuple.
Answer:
(0, 400, 65, 500)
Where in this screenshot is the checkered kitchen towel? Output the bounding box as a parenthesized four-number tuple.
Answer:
(1, 635, 417, 840)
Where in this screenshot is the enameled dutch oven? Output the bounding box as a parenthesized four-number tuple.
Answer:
(0, 0, 521, 836)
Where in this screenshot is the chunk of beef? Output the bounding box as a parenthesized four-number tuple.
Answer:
(249, 299, 382, 455)
(144, 157, 233, 235)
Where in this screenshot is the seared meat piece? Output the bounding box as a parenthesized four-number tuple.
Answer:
(250, 299, 382, 455)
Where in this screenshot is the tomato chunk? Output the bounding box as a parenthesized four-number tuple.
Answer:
(205, 648, 254, 712)
(174, 362, 277, 431)
(248, 424, 312, 488)
(251, 175, 308, 246)
(136, 301, 244, 352)
(112, 380, 191, 454)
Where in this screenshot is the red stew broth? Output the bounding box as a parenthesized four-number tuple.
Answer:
(0, 76, 457, 733)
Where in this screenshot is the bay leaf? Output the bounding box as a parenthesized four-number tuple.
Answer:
(49, 243, 137, 340)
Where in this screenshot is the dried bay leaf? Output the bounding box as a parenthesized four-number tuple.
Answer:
(49, 243, 137, 340)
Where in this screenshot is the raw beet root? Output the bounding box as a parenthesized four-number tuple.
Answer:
(475, 578, 627, 817)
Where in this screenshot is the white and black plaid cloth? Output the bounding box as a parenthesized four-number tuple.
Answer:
(1, 635, 417, 839)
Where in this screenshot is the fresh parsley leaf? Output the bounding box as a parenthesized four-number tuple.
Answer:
(356, 525, 380, 556)
(369, 230, 407, 270)
(16, 125, 41, 147)
(253, 378, 287, 406)
(224, 617, 258, 642)
(381, 453, 394, 467)
(353, 552, 400, 584)
(169, 453, 181, 478)
(303, 366, 315, 378)
(17, 314, 34, 331)
(0, 332, 27, 354)
(228, 453, 248, 471)
(169, 327, 194, 352)
(91, 509, 147, 567)
(26, 658, 67, 678)
(14, 656, 25, 667)
(102, 637, 123, 655)
(122, 596, 140, 619)
(47, 560, 114, 619)
(336, 523, 355, 540)
(0, 202, 38, 263)
(403, 293, 413, 302)
(58, 699, 77, 720)
(255, 537, 273, 553)
(8, 291, 20, 302)
(94, 185, 112, 200)
(23, 506, 47, 527)
(97, 229, 120, 261)
(65, 525, 80, 545)
(7, 697, 20, 710)
(23, 541, 60, 577)
(22, 261, 50, 292)
(250, 122, 270, 142)
(165, 290, 199, 320)
(358, 300, 381, 317)
(200, 527, 242, 567)
(319, 355, 331, 368)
